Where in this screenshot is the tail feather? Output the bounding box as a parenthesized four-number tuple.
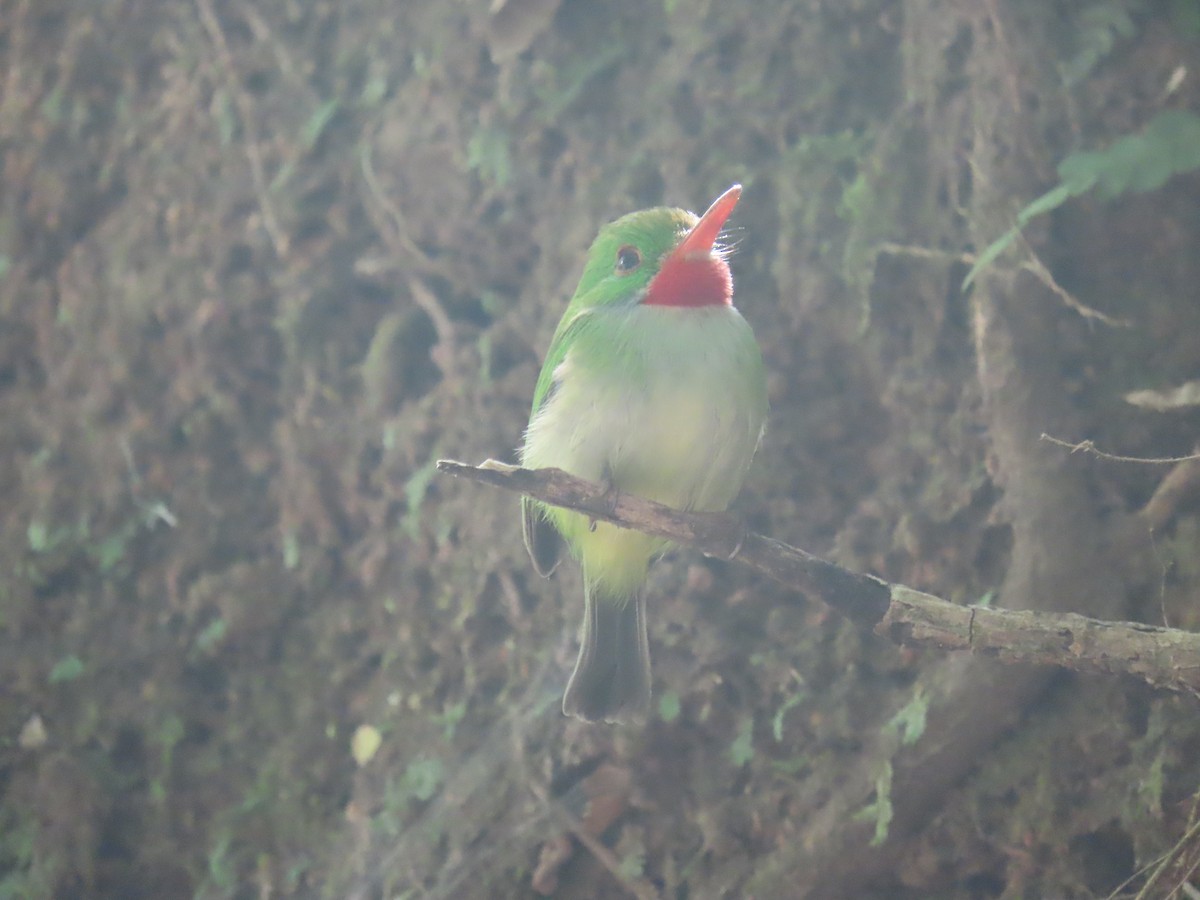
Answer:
(562, 584, 651, 723)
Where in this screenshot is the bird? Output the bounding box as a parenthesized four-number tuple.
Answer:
(520, 184, 768, 723)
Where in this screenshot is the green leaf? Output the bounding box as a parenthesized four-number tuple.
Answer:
(466, 126, 512, 188)
(359, 75, 389, 107)
(301, 99, 340, 150)
(770, 754, 810, 776)
(207, 832, 236, 890)
(39, 84, 65, 123)
(1018, 182, 1077, 223)
(402, 757, 444, 802)
(432, 699, 467, 741)
(49, 655, 85, 684)
(157, 714, 186, 752)
(1058, 110, 1200, 202)
(1061, 3, 1136, 86)
(282, 531, 301, 570)
(1149, 108, 1200, 176)
(962, 225, 1019, 290)
(729, 717, 755, 767)
(194, 617, 228, 654)
(26, 521, 49, 552)
(1055, 152, 1102, 198)
(962, 182, 1075, 290)
(618, 848, 646, 879)
(772, 690, 806, 741)
(95, 532, 128, 572)
(965, 111, 1200, 290)
(658, 691, 682, 723)
(403, 457, 439, 538)
(885, 688, 929, 746)
(851, 760, 895, 846)
(214, 91, 237, 146)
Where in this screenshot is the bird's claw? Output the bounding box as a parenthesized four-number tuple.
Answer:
(588, 475, 621, 531)
(725, 530, 746, 561)
(702, 513, 749, 561)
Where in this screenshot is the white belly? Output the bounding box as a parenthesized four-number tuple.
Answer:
(522, 304, 765, 513)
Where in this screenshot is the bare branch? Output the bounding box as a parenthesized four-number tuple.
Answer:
(438, 459, 1200, 696)
(1015, 233, 1131, 327)
(436, 459, 891, 628)
(1041, 433, 1200, 465)
(194, 0, 289, 257)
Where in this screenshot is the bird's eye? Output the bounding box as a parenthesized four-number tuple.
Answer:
(614, 245, 642, 274)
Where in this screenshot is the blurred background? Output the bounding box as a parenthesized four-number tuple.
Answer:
(2, 0, 1200, 896)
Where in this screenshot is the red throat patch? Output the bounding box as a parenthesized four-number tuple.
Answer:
(642, 185, 740, 308)
(642, 254, 733, 307)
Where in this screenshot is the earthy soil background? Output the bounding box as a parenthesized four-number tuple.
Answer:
(2, 1, 1200, 897)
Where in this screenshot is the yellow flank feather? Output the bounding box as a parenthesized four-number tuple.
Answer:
(550, 514, 662, 601)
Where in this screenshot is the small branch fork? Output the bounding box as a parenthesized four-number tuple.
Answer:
(437, 459, 1200, 697)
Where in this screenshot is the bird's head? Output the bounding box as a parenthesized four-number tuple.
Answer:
(573, 184, 741, 310)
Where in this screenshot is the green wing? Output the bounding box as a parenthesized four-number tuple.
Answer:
(521, 308, 596, 576)
(528, 307, 593, 422)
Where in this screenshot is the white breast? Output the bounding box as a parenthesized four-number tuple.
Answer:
(522, 304, 765, 513)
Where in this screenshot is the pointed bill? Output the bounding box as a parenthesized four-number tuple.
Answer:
(675, 184, 741, 259)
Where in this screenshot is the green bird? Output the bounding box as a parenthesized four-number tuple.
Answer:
(520, 185, 768, 723)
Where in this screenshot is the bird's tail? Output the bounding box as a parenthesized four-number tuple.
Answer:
(562, 582, 651, 723)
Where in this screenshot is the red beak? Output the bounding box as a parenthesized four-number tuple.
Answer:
(674, 184, 741, 259)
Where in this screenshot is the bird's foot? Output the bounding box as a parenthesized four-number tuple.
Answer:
(702, 512, 749, 561)
(725, 528, 746, 561)
(588, 474, 621, 532)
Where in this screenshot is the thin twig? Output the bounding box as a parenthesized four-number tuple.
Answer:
(876, 242, 976, 266)
(514, 720, 652, 900)
(1141, 458, 1200, 532)
(358, 141, 439, 267)
(1041, 433, 1200, 465)
(1131, 791, 1200, 900)
(194, 0, 289, 257)
(240, 7, 302, 85)
(1016, 234, 1131, 327)
(876, 240, 1129, 332)
(357, 143, 457, 357)
(526, 777, 659, 900)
